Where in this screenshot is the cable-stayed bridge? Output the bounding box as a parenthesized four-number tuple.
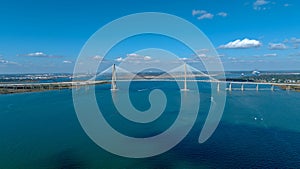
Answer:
(1, 63, 300, 93)
(99, 63, 300, 92)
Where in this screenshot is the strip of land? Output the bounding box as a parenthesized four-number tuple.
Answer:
(0, 81, 109, 94)
(229, 73, 300, 92)
(275, 85, 300, 92)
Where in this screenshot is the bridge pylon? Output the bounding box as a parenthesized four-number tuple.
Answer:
(271, 85, 274, 91)
(228, 83, 232, 91)
(111, 64, 118, 91)
(181, 63, 189, 91)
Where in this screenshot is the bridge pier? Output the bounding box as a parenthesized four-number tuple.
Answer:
(181, 63, 189, 91)
(241, 84, 244, 91)
(256, 84, 259, 91)
(217, 82, 220, 92)
(271, 85, 274, 91)
(228, 83, 232, 91)
(111, 64, 118, 91)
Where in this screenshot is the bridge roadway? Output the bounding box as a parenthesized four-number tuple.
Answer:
(111, 79, 300, 86)
(111, 79, 300, 91)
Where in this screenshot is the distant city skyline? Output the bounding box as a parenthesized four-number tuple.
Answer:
(0, 0, 299, 73)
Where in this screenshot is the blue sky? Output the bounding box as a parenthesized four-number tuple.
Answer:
(0, 0, 299, 73)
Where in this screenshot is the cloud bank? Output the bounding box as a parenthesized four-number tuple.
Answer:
(253, 0, 270, 10)
(192, 10, 227, 20)
(217, 12, 228, 17)
(219, 38, 262, 49)
(23, 52, 62, 58)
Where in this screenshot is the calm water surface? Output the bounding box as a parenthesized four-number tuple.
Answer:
(0, 82, 300, 168)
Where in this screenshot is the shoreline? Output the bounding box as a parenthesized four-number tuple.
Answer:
(276, 85, 300, 92)
(0, 81, 109, 95)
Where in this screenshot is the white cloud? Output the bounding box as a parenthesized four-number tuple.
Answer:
(263, 53, 277, 57)
(0, 59, 9, 64)
(179, 54, 221, 63)
(125, 53, 152, 61)
(24, 52, 62, 58)
(178, 57, 201, 63)
(219, 38, 262, 49)
(115, 57, 124, 62)
(197, 13, 214, 20)
(192, 9, 207, 16)
(0, 58, 19, 65)
(253, 0, 270, 10)
(92, 55, 103, 60)
(113, 53, 155, 64)
(268, 43, 287, 50)
(253, 1, 289, 10)
(27, 52, 47, 57)
(254, 0, 269, 6)
(179, 57, 189, 61)
(143, 56, 152, 60)
(126, 53, 139, 57)
(192, 10, 227, 20)
(62, 60, 72, 64)
(0, 55, 20, 66)
(217, 12, 228, 17)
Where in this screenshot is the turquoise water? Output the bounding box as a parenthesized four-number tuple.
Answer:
(0, 82, 300, 168)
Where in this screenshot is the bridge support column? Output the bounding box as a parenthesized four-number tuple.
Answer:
(241, 84, 244, 91)
(228, 83, 232, 91)
(181, 63, 189, 91)
(111, 64, 118, 91)
(217, 82, 220, 92)
(271, 85, 274, 91)
(256, 84, 259, 91)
